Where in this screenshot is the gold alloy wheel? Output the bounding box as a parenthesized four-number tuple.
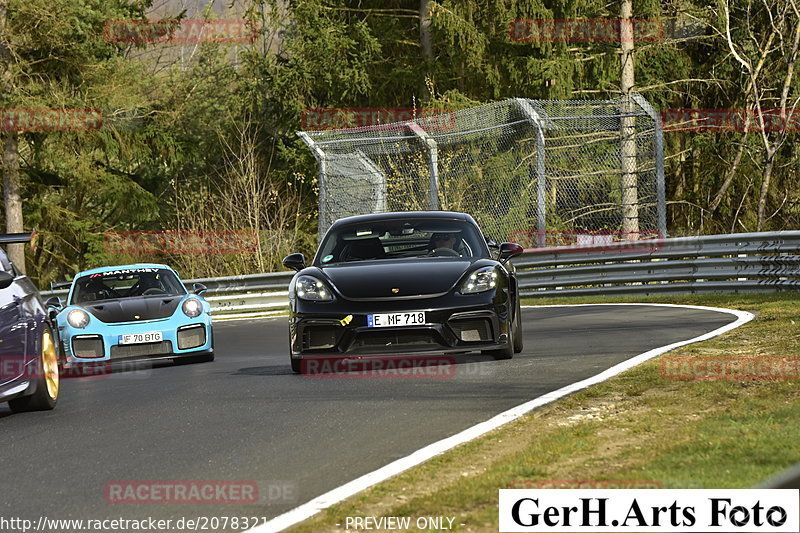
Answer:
(41, 329, 59, 400)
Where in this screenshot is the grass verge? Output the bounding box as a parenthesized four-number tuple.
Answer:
(288, 293, 800, 532)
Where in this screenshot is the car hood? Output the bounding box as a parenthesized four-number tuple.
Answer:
(80, 296, 184, 324)
(317, 259, 483, 300)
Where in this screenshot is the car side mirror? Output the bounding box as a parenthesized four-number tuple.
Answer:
(0, 270, 13, 290)
(282, 253, 306, 272)
(45, 296, 63, 309)
(191, 283, 207, 295)
(498, 242, 524, 263)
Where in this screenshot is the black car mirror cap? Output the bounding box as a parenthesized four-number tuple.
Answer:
(283, 253, 306, 272)
(0, 270, 12, 289)
(191, 283, 208, 295)
(45, 296, 64, 309)
(498, 242, 524, 263)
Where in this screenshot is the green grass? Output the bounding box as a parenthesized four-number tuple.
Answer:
(288, 293, 800, 533)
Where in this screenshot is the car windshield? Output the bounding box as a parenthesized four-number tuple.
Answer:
(71, 267, 186, 304)
(315, 219, 489, 265)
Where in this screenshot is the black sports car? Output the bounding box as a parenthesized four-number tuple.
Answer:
(282, 211, 524, 373)
(0, 233, 60, 412)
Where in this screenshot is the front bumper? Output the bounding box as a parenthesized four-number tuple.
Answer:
(59, 317, 213, 367)
(289, 294, 511, 357)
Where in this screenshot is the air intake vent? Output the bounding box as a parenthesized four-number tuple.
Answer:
(450, 318, 492, 342)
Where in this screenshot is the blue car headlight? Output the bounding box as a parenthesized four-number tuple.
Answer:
(182, 298, 203, 318)
(67, 308, 90, 328)
(295, 275, 333, 301)
(460, 266, 498, 294)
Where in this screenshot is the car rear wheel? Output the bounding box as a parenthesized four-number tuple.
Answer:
(9, 325, 59, 412)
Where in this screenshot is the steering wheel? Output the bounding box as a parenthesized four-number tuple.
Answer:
(430, 247, 460, 257)
(142, 288, 166, 295)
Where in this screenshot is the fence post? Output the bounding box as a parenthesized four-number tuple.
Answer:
(516, 99, 548, 247)
(633, 93, 667, 238)
(408, 122, 440, 210)
(298, 132, 328, 240)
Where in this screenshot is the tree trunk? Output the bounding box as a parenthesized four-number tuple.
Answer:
(0, 0, 25, 272)
(420, 0, 432, 60)
(709, 121, 749, 215)
(2, 133, 24, 272)
(757, 149, 775, 231)
(419, 0, 433, 99)
(619, 0, 639, 239)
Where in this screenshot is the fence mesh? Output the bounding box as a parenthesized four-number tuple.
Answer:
(299, 94, 665, 247)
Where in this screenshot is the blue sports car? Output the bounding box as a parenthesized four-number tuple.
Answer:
(50, 264, 214, 368)
(0, 233, 60, 412)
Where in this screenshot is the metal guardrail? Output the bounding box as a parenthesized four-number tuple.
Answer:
(517, 231, 800, 297)
(39, 231, 800, 317)
(40, 272, 294, 319)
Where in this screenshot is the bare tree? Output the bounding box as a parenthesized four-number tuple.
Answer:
(620, 0, 639, 239)
(721, 0, 800, 231)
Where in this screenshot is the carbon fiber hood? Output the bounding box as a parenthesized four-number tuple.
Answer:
(83, 296, 182, 323)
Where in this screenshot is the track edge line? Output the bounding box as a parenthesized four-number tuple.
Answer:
(247, 303, 754, 533)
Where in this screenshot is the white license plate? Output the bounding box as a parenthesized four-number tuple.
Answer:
(367, 312, 426, 328)
(118, 331, 163, 345)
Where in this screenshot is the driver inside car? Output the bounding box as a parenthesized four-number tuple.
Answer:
(132, 273, 165, 296)
(429, 232, 461, 256)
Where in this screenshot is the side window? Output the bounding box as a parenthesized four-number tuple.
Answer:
(0, 250, 12, 273)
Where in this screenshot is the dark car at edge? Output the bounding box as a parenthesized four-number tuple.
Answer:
(282, 211, 524, 373)
(0, 233, 60, 412)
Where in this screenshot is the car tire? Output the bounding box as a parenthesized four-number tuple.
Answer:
(483, 319, 514, 361)
(291, 357, 302, 374)
(9, 325, 59, 412)
(513, 299, 524, 354)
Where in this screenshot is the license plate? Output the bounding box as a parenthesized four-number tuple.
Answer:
(367, 312, 426, 328)
(118, 331, 163, 345)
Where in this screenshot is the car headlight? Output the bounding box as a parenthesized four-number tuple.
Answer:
(182, 298, 203, 318)
(460, 266, 498, 294)
(67, 308, 90, 328)
(295, 275, 333, 301)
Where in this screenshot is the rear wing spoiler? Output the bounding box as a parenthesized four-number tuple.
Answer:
(50, 280, 72, 291)
(0, 232, 32, 245)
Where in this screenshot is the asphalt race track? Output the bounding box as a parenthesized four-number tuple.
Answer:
(0, 305, 737, 530)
